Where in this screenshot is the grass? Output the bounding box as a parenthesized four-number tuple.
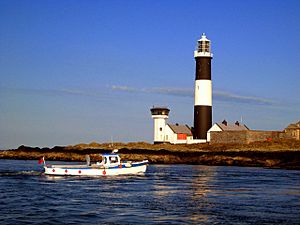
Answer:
(65, 139, 300, 152)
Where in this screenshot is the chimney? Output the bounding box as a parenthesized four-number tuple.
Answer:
(222, 120, 227, 126)
(235, 121, 240, 126)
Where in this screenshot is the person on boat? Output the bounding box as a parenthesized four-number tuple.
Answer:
(85, 155, 91, 166)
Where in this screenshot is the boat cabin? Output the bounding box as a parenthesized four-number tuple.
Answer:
(101, 154, 121, 168)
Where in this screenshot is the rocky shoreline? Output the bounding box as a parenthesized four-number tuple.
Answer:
(1, 140, 300, 169)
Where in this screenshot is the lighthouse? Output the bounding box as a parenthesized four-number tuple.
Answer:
(150, 107, 170, 144)
(193, 33, 213, 140)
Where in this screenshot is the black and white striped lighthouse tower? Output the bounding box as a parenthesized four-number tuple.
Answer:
(193, 33, 213, 140)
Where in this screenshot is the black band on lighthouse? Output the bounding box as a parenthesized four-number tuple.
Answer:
(195, 57, 212, 80)
(193, 105, 212, 139)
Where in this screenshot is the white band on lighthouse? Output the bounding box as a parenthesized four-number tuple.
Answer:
(194, 51, 213, 58)
(194, 80, 212, 106)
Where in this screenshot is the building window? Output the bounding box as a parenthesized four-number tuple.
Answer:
(160, 127, 162, 131)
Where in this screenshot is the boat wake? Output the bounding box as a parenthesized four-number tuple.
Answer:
(0, 170, 42, 177)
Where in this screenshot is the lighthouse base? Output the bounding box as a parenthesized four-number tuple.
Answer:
(187, 139, 207, 144)
(153, 141, 169, 144)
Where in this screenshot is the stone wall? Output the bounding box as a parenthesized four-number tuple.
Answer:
(284, 129, 300, 140)
(246, 130, 283, 143)
(210, 131, 247, 144)
(210, 130, 284, 144)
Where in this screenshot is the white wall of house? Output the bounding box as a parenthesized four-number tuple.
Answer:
(207, 124, 222, 142)
(164, 125, 174, 143)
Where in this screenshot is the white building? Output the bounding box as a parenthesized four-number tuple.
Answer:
(165, 124, 193, 144)
(150, 107, 194, 144)
(150, 106, 250, 144)
(150, 107, 170, 144)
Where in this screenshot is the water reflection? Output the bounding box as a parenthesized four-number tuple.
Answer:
(189, 166, 217, 224)
(191, 165, 217, 196)
(144, 165, 218, 224)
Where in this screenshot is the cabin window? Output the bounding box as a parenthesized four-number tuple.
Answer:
(110, 156, 118, 163)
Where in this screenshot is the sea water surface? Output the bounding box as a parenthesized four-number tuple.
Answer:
(0, 160, 299, 225)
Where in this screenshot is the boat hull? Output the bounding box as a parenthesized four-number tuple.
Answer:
(44, 161, 148, 176)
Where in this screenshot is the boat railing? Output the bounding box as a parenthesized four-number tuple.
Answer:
(49, 164, 89, 168)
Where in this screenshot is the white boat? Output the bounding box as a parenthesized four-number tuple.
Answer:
(41, 151, 148, 176)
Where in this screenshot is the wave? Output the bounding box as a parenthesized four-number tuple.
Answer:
(0, 170, 42, 176)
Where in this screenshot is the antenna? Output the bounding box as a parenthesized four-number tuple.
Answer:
(109, 136, 114, 148)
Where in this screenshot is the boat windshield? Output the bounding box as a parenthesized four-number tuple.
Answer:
(101, 154, 120, 165)
(109, 156, 118, 163)
(103, 157, 107, 164)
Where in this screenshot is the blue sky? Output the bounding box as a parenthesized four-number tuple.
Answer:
(1, 0, 300, 149)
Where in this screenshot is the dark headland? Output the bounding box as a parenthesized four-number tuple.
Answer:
(1, 140, 300, 170)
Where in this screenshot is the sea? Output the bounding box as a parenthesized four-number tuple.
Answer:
(0, 160, 299, 225)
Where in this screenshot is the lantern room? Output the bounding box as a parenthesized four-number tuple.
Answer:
(194, 33, 213, 58)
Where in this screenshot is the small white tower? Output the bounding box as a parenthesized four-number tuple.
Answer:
(150, 107, 170, 144)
